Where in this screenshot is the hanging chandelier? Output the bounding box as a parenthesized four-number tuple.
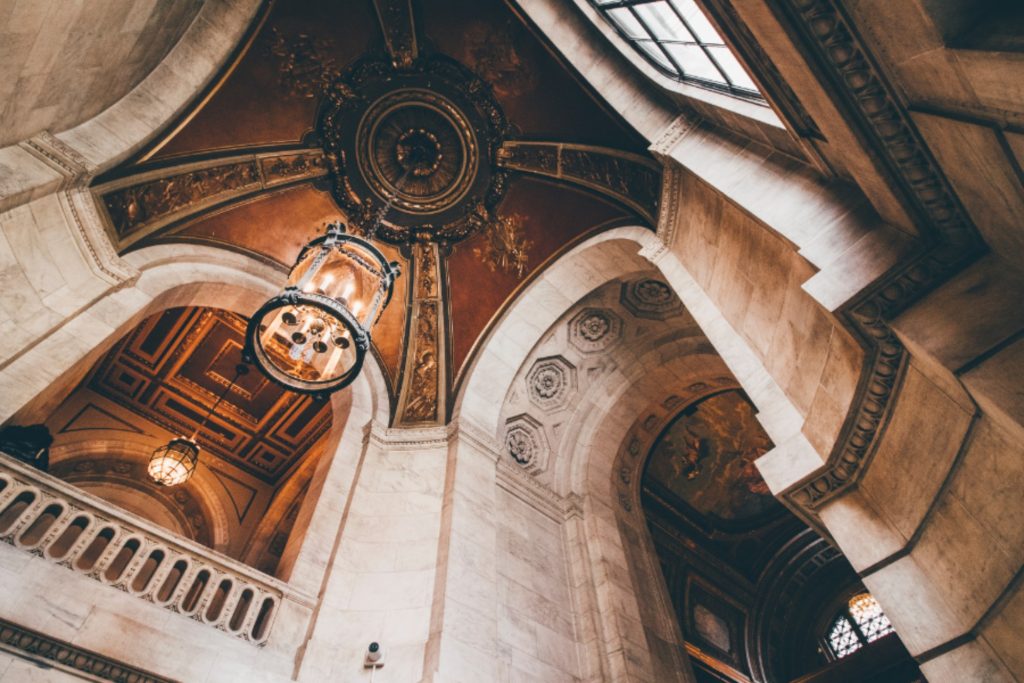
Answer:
(243, 220, 400, 397)
(148, 364, 249, 486)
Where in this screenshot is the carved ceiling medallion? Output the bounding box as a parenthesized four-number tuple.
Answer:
(319, 55, 510, 244)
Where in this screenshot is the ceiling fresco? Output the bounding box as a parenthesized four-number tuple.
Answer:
(91, 0, 659, 426)
(644, 389, 778, 525)
(86, 306, 335, 484)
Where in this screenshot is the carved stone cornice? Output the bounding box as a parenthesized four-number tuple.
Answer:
(771, 0, 986, 509)
(19, 132, 89, 185)
(61, 188, 140, 286)
(0, 617, 177, 683)
(497, 141, 662, 225)
(654, 162, 683, 251)
(495, 459, 565, 523)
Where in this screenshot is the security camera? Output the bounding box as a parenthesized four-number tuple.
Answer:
(364, 641, 385, 669)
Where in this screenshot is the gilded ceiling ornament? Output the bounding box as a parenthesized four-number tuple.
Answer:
(403, 300, 440, 423)
(472, 212, 532, 278)
(266, 28, 341, 99)
(318, 55, 511, 244)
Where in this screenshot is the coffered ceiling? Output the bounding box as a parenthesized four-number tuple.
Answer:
(87, 307, 333, 484)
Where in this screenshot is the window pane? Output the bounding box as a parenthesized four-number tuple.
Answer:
(669, 0, 723, 44)
(707, 46, 758, 91)
(635, 40, 678, 73)
(607, 7, 648, 39)
(633, 2, 692, 42)
(828, 616, 863, 659)
(663, 43, 722, 83)
(849, 594, 895, 644)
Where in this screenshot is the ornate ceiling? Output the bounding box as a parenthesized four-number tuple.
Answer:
(86, 307, 333, 484)
(90, 0, 662, 426)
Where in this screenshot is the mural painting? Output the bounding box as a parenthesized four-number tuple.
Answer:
(645, 390, 777, 523)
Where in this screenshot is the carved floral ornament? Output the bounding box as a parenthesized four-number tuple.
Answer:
(569, 308, 622, 354)
(620, 278, 684, 320)
(503, 414, 548, 475)
(526, 356, 577, 412)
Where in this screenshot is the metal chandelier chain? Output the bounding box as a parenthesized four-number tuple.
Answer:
(189, 363, 249, 441)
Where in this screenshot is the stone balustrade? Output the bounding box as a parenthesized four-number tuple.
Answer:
(0, 453, 294, 646)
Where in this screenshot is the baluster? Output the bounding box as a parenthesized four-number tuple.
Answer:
(85, 527, 125, 580)
(109, 536, 148, 588)
(0, 475, 20, 509)
(60, 516, 103, 569)
(9, 493, 55, 547)
(213, 580, 242, 630)
(29, 504, 74, 554)
(144, 549, 179, 602)
(0, 487, 45, 542)
(239, 588, 266, 640)
(191, 568, 221, 621)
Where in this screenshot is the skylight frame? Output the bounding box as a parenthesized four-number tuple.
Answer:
(588, 0, 764, 101)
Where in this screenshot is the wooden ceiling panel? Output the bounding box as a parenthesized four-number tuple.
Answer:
(89, 307, 336, 484)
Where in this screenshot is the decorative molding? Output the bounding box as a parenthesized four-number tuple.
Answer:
(568, 308, 622, 354)
(368, 422, 450, 449)
(653, 161, 684, 252)
(649, 115, 694, 159)
(525, 355, 577, 412)
(495, 459, 564, 523)
(773, 0, 986, 509)
(498, 141, 662, 225)
(318, 54, 511, 245)
(19, 131, 89, 183)
(472, 212, 532, 278)
(502, 413, 548, 475)
(60, 189, 139, 286)
(396, 242, 445, 426)
(0, 617, 177, 683)
(371, 0, 418, 69)
(94, 149, 327, 250)
(620, 278, 684, 320)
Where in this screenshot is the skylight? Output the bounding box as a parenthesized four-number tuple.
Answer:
(589, 0, 763, 100)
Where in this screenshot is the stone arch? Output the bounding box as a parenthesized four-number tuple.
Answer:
(452, 224, 821, 681)
(0, 242, 389, 591)
(0, 0, 265, 213)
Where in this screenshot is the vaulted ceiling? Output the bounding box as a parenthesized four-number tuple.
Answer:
(91, 0, 663, 426)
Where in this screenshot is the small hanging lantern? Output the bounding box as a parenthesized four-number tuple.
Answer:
(148, 364, 248, 487)
(244, 222, 400, 397)
(147, 437, 200, 487)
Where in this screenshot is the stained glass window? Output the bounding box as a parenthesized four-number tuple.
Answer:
(588, 0, 763, 100)
(827, 593, 895, 659)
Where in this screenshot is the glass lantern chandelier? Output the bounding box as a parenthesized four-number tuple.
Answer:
(243, 221, 400, 397)
(148, 364, 248, 487)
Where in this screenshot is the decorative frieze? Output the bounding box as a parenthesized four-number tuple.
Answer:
(772, 0, 985, 509)
(498, 141, 662, 225)
(0, 618, 175, 683)
(95, 149, 327, 248)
